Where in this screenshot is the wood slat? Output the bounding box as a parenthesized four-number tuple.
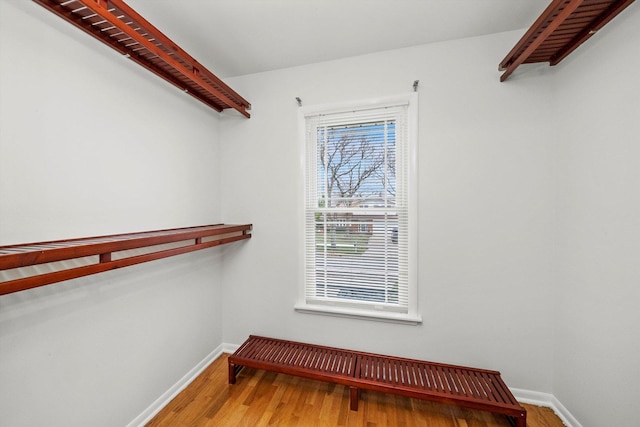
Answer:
(236, 337, 329, 375)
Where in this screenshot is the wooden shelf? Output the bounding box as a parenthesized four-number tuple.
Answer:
(0, 223, 252, 296)
(499, 0, 635, 81)
(33, 0, 251, 117)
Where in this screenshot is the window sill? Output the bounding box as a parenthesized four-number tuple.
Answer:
(294, 304, 422, 325)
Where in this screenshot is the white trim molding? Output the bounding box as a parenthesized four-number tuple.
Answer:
(223, 341, 241, 354)
(511, 388, 583, 427)
(126, 345, 224, 427)
(294, 303, 422, 325)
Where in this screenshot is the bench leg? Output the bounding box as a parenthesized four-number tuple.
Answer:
(510, 413, 526, 427)
(349, 387, 359, 411)
(228, 362, 236, 384)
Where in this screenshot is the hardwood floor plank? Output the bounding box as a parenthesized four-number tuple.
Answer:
(146, 354, 565, 427)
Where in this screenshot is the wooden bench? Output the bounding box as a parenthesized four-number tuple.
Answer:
(229, 336, 526, 427)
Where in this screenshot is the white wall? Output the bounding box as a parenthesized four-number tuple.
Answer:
(0, 2, 226, 426)
(554, 5, 640, 427)
(220, 30, 557, 394)
(4, 1, 638, 425)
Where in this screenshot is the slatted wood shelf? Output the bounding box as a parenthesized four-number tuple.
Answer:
(499, 0, 636, 81)
(229, 335, 526, 427)
(229, 335, 358, 385)
(0, 223, 251, 296)
(32, 0, 251, 117)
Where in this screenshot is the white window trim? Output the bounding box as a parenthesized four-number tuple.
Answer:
(295, 93, 421, 325)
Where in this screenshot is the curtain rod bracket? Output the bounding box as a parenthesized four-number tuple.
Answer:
(296, 97, 302, 107)
(413, 80, 419, 92)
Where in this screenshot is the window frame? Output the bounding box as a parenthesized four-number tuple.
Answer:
(296, 94, 421, 325)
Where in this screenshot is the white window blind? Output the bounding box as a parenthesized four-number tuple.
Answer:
(301, 97, 417, 321)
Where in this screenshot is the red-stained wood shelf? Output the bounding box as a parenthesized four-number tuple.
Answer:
(0, 223, 252, 296)
(32, 0, 251, 117)
(499, 0, 635, 81)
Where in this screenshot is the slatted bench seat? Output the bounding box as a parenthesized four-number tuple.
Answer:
(228, 335, 358, 388)
(228, 336, 526, 427)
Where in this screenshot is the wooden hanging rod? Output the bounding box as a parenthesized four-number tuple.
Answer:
(0, 223, 252, 296)
(32, 0, 251, 117)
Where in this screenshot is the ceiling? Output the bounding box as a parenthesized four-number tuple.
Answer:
(124, 0, 550, 78)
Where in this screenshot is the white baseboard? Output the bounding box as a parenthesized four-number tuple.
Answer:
(511, 387, 554, 407)
(126, 345, 224, 427)
(222, 341, 240, 354)
(511, 388, 583, 427)
(550, 394, 584, 427)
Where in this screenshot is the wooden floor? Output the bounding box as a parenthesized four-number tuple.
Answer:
(146, 353, 565, 427)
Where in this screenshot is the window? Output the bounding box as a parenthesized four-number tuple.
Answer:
(297, 95, 420, 324)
